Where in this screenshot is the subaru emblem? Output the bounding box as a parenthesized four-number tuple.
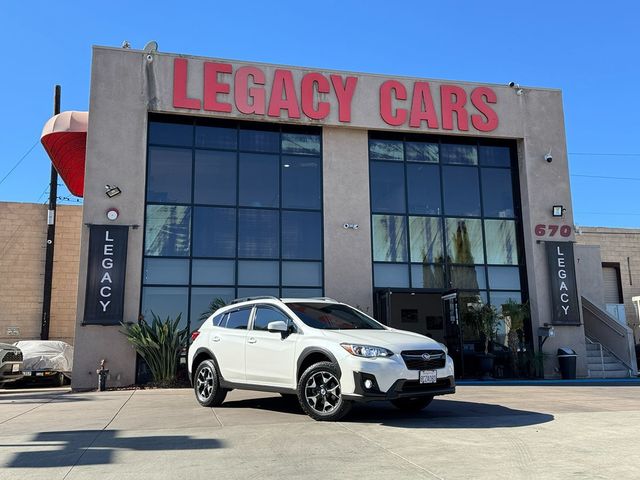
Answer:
(421, 353, 431, 361)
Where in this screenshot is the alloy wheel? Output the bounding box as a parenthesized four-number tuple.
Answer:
(196, 365, 214, 401)
(304, 370, 341, 414)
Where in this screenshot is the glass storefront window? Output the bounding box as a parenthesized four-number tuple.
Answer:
(485, 219, 519, 265)
(445, 218, 484, 264)
(145, 205, 191, 256)
(369, 139, 403, 161)
(194, 150, 236, 205)
(407, 164, 441, 215)
(193, 207, 236, 258)
(441, 143, 478, 165)
(370, 162, 406, 213)
(448, 265, 486, 290)
(410, 264, 444, 288)
(282, 156, 321, 209)
(481, 168, 515, 218)
(409, 216, 443, 263)
(405, 142, 438, 163)
(239, 153, 279, 208)
(443, 166, 481, 217)
(144, 118, 324, 329)
(147, 147, 192, 203)
(238, 209, 279, 258)
(479, 145, 511, 167)
(374, 264, 409, 287)
(372, 215, 407, 262)
(488, 266, 521, 290)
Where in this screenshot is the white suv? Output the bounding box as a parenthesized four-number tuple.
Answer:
(188, 297, 455, 421)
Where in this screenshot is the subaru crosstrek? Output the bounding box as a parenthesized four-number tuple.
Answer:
(188, 297, 455, 421)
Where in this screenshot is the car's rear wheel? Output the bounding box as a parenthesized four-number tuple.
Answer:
(390, 396, 434, 411)
(297, 361, 351, 421)
(55, 372, 66, 387)
(194, 360, 227, 407)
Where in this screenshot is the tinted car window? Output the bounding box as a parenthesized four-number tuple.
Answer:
(212, 312, 227, 327)
(224, 309, 250, 329)
(253, 307, 291, 331)
(286, 303, 385, 330)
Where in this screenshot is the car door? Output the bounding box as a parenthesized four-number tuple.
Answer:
(210, 307, 250, 383)
(244, 305, 298, 387)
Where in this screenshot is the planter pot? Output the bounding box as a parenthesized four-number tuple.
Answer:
(477, 354, 495, 380)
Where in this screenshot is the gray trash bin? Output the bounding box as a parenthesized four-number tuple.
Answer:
(557, 348, 577, 379)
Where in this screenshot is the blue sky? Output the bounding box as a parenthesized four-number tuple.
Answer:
(1, 1, 639, 226)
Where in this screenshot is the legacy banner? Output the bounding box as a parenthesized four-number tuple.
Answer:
(546, 241, 580, 325)
(84, 225, 128, 325)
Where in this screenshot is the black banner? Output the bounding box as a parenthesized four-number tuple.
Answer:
(83, 225, 128, 325)
(546, 242, 580, 325)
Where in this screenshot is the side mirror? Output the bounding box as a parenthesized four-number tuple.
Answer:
(267, 320, 288, 333)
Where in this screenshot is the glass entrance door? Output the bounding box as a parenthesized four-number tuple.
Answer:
(442, 291, 464, 379)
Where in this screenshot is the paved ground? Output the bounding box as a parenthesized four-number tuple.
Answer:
(0, 385, 639, 479)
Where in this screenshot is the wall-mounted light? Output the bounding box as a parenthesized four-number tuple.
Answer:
(105, 185, 122, 198)
(343, 223, 359, 230)
(552, 205, 565, 217)
(106, 208, 119, 221)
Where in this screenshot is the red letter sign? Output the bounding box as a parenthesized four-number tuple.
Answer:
(301, 73, 330, 120)
(409, 82, 439, 129)
(173, 58, 201, 110)
(441, 85, 469, 131)
(470, 87, 498, 132)
(330, 75, 358, 123)
(235, 66, 266, 115)
(204, 62, 232, 113)
(268, 69, 301, 119)
(380, 80, 407, 126)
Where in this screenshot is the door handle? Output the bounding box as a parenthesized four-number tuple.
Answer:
(212, 336, 221, 342)
(247, 337, 257, 344)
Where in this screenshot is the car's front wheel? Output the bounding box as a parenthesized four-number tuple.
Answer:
(194, 359, 227, 407)
(390, 396, 434, 411)
(297, 361, 351, 421)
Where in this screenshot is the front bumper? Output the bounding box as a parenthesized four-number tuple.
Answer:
(338, 352, 456, 402)
(345, 372, 455, 402)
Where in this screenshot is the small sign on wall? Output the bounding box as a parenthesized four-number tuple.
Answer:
(6, 327, 20, 336)
(546, 242, 580, 325)
(83, 225, 128, 325)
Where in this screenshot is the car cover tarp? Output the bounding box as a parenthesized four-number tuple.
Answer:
(14, 341, 73, 372)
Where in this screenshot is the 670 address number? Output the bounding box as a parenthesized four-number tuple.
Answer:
(535, 224, 572, 237)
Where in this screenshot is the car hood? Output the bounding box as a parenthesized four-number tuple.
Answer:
(320, 328, 443, 352)
(0, 342, 20, 351)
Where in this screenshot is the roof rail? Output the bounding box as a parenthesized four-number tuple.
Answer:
(229, 296, 280, 305)
(311, 297, 339, 302)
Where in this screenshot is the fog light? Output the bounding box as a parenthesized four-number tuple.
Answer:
(364, 379, 373, 389)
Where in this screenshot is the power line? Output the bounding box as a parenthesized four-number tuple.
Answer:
(571, 174, 640, 181)
(569, 152, 640, 157)
(0, 140, 40, 188)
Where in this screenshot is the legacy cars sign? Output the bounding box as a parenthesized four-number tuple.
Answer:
(173, 58, 499, 133)
(84, 225, 128, 325)
(546, 242, 580, 325)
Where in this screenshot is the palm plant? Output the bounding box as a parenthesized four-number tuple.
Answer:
(121, 313, 188, 386)
(468, 303, 499, 355)
(199, 298, 228, 322)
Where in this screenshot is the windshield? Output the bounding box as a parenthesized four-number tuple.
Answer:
(286, 302, 385, 330)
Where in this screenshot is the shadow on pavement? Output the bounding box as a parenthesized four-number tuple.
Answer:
(0, 392, 92, 405)
(4, 430, 224, 468)
(222, 395, 554, 429)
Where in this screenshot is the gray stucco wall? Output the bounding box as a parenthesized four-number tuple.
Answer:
(72, 46, 584, 388)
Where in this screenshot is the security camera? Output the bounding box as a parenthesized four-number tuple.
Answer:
(146, 54, 153, 62)
(545, 153, 553, 163)
(508, 81, 516, 88)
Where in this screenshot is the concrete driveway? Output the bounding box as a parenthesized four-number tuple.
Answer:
(0, 385, 639, 479)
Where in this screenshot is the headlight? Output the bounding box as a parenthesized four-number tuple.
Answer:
(439, 343, 448, 355)
(340, 343, 394, 358)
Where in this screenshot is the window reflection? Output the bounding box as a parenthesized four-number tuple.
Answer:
(485, 220, 518, 265)
(373, 215, 407, 262)
(145, 205, 191, 256)
(445, 218, 484, 264)
(409, 216, 443, 263)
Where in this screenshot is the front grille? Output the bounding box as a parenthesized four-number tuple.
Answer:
(401, 350, 446, 370)
(2, 351, 23, 362)
(399, 378, 451, 394)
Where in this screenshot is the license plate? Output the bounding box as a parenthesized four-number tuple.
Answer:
(11, 364, 19, 373)
(419, 370, 437, 384)
(23, 371, 32, 376)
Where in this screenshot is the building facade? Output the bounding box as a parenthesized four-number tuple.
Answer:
(56, 45, 600, 389)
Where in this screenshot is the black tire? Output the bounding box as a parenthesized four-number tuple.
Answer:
(194, 359, 227, 407)
(297, 361, 351, 421)
(390, 396, 434, 412)
(55, 373, 66, 387)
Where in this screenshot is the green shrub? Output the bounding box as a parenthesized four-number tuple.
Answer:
(121, 313, 188, 386)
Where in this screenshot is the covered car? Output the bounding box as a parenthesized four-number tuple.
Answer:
(14, 341, 73, 386)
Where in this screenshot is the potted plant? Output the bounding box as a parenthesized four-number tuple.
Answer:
(121, 313, 188, 387)
(468, 303, 499, 379)
(501, 300, 530, 377)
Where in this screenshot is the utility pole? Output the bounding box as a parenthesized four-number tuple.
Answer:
(40, 85, 60, 340)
